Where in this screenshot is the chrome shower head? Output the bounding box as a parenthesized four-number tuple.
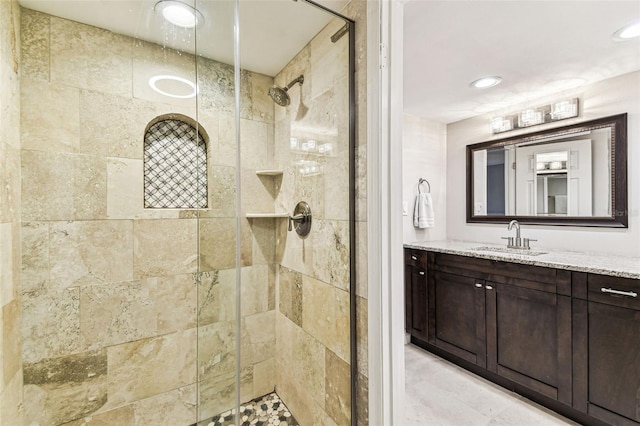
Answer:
(268, 85, 291, 106)
(268, 75, 304, 107)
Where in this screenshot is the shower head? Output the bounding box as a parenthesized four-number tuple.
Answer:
(268, 75, 304, 107)
(268, 86, 291, 107)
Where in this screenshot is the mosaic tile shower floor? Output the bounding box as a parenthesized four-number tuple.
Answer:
(197, 393, 300, 426)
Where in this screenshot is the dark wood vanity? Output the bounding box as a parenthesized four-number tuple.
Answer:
(405, 247, 640, 426)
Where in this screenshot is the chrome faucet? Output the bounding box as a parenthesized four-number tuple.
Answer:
(503, 220, 536, 250)
(508, 220, 521, 247)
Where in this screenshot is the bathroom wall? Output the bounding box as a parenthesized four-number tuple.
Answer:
(0, 0, 24, 423)
(402, 114, 447, 243)
(19, 9, 276, 424)
(446, 71, 640, 256)
(272, 1, 368, 424)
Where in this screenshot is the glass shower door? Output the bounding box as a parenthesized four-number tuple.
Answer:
(232, 1, 355, 424)
(194, 0, 355, 424)
(192, 0, 241, 423)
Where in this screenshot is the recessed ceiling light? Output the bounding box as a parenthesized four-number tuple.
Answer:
(470, 76, 502, 89)
(149, 75, 198, 99)
(613, 21, 640, 40)
(155, 1, 203, 28)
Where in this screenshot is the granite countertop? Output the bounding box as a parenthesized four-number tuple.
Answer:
(404, 240, 640, 280)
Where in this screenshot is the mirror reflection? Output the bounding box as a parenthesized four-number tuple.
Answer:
(468, 114, 627, 227)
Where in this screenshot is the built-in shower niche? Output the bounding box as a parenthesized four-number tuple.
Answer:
(143, 115, 209, 209)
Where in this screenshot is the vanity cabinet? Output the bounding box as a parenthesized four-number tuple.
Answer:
(404, 249, 428, 341)
(573, 273, 640, 426)
(427, 253, 573, 404)
(405, 247, 640, 425)
(486, 280, 572, 404)
(428, 269, 486, 366)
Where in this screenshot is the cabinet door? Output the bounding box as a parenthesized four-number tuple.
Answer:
(486, 282, 572, 405)
(429, 270, 486, 367)
(573, 274, 640, 425)
(588, 302, 640, 425)
(406, 263, 428, 340)
(574, 300, 640, 426)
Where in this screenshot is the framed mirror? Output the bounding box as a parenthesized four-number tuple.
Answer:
(466, 114, 627, 227)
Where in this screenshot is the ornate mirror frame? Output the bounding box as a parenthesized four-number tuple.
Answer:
(466, 113, 628, 227)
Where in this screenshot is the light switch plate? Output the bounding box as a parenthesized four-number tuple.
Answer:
(402, 201, 408, 216)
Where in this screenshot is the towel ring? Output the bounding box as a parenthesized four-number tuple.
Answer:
(418, 178, 431, 194)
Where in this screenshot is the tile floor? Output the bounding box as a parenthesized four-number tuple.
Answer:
(404, 344, 579, 426)
(197, 393, 299, 426)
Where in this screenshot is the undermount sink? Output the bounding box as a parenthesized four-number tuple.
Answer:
(472, 246, 548, 256)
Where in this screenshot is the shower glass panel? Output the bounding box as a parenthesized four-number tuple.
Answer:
(19, 1, 205, 424)
(234, 1, 354, 424)
(192, 0, 240, 423)
(18, 0, 351, 423)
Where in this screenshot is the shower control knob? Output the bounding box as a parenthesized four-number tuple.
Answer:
(289, 201, 312, 238)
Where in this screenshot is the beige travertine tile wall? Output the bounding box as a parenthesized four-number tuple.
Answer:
(18, 1, 369, 424)
(19, 8, 277, 425)
(272, 1, 369, 424)
(0, 0, 24, 424)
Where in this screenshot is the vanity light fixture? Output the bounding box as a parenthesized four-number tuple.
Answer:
(518, 108, 544, 128)
(490, 116, 513, 133)
(149, 75, 199, 99)
(155, 0, 203, 28)
(612, 20, 640, 40)
(470, 76, 502, 89)
(550, 98, 578, 120)
(490, 98, 579, 134)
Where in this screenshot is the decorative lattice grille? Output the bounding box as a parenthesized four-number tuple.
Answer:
(144, 119, 208, 209)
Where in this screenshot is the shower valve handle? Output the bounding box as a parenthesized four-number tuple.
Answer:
(288, 201, 312, 237)
(288, 214, 307, 231)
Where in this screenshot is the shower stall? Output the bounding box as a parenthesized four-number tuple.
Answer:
(15, 0, 359, 424)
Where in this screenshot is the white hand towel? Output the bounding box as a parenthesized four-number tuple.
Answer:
(413, 193, 435, 228)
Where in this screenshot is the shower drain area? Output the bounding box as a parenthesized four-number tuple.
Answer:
(196, 392, 300, 426)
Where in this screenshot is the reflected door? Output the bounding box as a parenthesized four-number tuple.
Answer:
(515, 139, 593, 216)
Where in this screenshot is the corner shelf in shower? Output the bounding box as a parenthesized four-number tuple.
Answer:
(245, 212, 289, 218)
(255, 169, 284, 176)
(247, 170, 286, 220)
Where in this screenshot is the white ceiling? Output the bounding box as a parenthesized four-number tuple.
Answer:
(18, 0, 640, 123)
(404, 0, 640, 124)
(18, 0, 349, 77)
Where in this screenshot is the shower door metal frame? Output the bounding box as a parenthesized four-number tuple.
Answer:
(300, 2, 358, 425)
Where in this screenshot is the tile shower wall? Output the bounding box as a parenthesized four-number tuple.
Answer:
(19, 9, 276, 425)
(272, 2, 369, 424)
(0, 0, 24, 424)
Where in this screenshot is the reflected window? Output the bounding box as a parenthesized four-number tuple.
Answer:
(143, 116, 208, 209)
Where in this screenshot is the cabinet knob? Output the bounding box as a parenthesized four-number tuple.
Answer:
(485, 285, 494, 290)
(419, 271, 425, 276)
(411, 255, 418, 260)
(475, 283, 483, 288)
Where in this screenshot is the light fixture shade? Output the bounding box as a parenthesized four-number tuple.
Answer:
(155, 0, 203, 28)
(550, 98, 578, 121)
(490, 116, 513, 134)
(470, 76, 502, 89)
(613, 21, 640, 40)
(518, 108, 544, 127)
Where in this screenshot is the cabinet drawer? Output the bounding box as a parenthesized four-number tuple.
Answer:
(588, 274, 640, 311)
(433, 252, 570, 295)
(405, 249, 428, 268)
